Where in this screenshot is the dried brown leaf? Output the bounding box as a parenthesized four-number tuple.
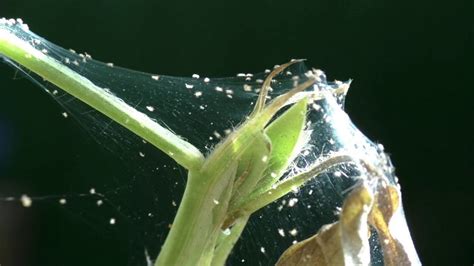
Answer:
(369, 182, 417, 266)
(276, 185, 374, 266)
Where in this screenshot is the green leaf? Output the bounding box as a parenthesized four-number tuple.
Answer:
(256, 97, 309, 192)
(225, 154, 355, 223)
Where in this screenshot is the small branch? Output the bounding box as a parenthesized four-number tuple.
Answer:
(211, 215, 250, 266)
(0, 23, 204, 170)
(224, 154, 356, 226)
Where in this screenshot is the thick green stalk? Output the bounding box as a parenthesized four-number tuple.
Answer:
(0, 26, 204, 170)
(155, 163, 237, 266)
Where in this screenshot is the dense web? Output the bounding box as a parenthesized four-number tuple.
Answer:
(0, 18, 418, 265)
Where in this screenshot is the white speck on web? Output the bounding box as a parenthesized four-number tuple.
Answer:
(109, 218, 116, 225)
(305, 70, 315, 78)
(89, 188, 96, 194)
(215, 86, 223, 92)
(312, 104, 321, 111)
(146, 106, 155, 112)
(62, 112, 68, 118)
(261, 156, 268, 163)
(59, 198, 67, 205)
(194, 91, 202, 98)
(21, 194, 32, 207)
(260, 247, 266, 253)
(204, 77, 210, 83)
(213, 131, 221, 139)
(377, 143, 385, 151)
(289, 228, 298, 236)
(288, 198, 298, 207)
(213, 199, 219, 205)
(96, 200, 103, 206)
(185, 83, 194, 89)
(278, 228, 285, 237)
(151, 75, 160, 81)
(106, 62, 114, 67)
(139, 152, 145, 157)
(192, 74, 200, 79)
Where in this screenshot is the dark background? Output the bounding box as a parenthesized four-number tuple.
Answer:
(0, 0, 472, 265)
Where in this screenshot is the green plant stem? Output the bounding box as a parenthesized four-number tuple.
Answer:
(0, 27, 204, 170)
(155, 163, 237, 266)
(211, 215, 250, 266)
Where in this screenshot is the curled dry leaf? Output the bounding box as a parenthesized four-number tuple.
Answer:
(369, 181, 419, 266)
(276, 179, 421, 266)
(276, 185, 374, 266)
